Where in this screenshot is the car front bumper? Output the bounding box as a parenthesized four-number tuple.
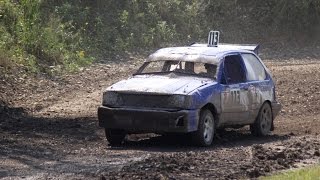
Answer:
(98, 106, 199, 133)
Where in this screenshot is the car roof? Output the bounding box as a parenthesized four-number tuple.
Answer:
(147, 43, 258, 64)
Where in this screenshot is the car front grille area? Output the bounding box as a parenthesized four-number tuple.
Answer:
(112, 93, 176, 109)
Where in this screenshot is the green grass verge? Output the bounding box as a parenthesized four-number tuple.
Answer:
(261, 165, 320, 180)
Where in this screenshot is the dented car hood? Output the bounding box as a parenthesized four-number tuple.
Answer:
(107, 74, 215, 95)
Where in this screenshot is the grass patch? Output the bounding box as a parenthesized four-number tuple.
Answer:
(261, 165, 320, 180)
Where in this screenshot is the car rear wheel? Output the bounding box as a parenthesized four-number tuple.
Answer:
(192, 109, 215, 146)
(250, 103, 272, 136)
(105, 129, 126, 146)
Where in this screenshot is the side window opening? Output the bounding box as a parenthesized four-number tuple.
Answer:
(242, 53, 266, 81)
(223, 55, 246, 84)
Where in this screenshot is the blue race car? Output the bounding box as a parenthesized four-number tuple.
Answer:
(98, 31, 281, 146)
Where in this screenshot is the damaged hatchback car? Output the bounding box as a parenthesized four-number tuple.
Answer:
(98, 31, 281, 146)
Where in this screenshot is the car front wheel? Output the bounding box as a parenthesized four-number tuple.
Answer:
(105, 129, 126, 146)
(250, 103, 272, 136)
(192, 109, 215, 146)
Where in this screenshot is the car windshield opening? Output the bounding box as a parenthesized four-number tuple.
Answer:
(135, 60, 218, 79)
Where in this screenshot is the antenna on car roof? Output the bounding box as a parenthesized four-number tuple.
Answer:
(208, 31, 219, 47)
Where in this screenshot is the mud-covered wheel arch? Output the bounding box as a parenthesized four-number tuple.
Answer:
(191, 104, 218, 146)
(201, 103, 219, 127)
(250, 101, 273, 136)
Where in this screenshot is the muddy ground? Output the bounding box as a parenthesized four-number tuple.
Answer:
(0, 50, 320, 179)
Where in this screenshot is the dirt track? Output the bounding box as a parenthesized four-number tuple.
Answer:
(0, 57, 320, 179)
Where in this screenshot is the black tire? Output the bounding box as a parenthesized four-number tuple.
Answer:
(105, 129, 126, 146)
(250, 103, 273, 136)
(192, 109, 215, 146)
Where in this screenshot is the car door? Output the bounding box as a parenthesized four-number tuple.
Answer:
(241, 53, 271, 122)
(220, 54, 250, 124)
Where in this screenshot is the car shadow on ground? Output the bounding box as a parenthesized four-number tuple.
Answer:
(109, 129, 291, 153)
(0, 104, 101, 140)
(0, 106, 107, 178)
(1, 106, 290, 154)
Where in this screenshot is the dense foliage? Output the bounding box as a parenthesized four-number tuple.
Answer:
(0, 0, 319, 73)
(203, 0, 320, 42)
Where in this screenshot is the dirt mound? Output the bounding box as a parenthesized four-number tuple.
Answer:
(271, 60, 320, 117)
(105, 149, 249, 179)
(246, 136, 320, 178)
(104, 136, 320, 179)
(264, 60, 320, 136)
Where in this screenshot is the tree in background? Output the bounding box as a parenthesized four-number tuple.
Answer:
(1, 0, 319, 73)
